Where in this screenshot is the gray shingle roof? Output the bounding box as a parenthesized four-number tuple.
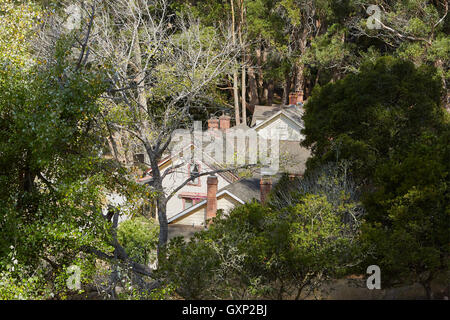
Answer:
(250, 104, 304, 127)
(218, 174, 284, 203)
(218, 177, 261, 202)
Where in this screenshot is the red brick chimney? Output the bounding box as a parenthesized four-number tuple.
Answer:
(297, 90, 304, 104)
(207, 117, 219, 130)
(219, 113, 231, 131)
(260, 176, 272, 204)
(289, 91, 304, 105)
(206, 175, 218, 223)
(289, 92, 297, 105)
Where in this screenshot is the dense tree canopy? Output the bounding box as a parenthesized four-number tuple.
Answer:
(301, 56, 449, 299)
(302, 56, 446, 180)
(0, 0, 448, 300)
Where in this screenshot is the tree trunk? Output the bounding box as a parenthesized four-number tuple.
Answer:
(238, 0, 246, 125)
(294, 62, 305, 93)
(256, 45, 264, 104)
(133, 36, 147, 111)
(248, 65, 259, 105)
(144, 140, 169, 254)
(421, 271, 435, 300)
(157, 195, 168, 251)
(129, 3, 147, 115)
(267, 79, 274, 105)
(261, 48, 269, 104)
(422, 281, 433, 300)
(230, 0, 240, 124)
(434, 58, 449, 111)
(241, 67, 247, 125)
(294, 28, 308, 93)
(282, 70, 291, 105)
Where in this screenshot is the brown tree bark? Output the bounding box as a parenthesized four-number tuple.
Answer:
(282, 70, 291, 105)
(248, 64, 259, 105)
(267, 79, 274, 105)
(238, 0, 246, 125)
(258, 47, 269, 105)
(230, 0, 240, 125)
(294, 28, 308, 93)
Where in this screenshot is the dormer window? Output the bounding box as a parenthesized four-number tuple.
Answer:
(191, 164, 199, 184)
(188, 162, 201, 186)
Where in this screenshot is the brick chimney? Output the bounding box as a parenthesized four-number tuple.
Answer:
(206, 175, 218, 223)
(260, 176, 272, 204)
(289, 92, 297, 105)
(289, 91, 304, 105)
(219, 113, 231, 131)
(207, 117, 219, 130)
(297, 90, 304, 104)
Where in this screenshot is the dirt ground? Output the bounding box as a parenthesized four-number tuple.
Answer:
(307, 276, 449, 300)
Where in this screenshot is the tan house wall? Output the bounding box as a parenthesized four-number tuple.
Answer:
(163, 157, 231, 221)
(216, 195, 241, 216)
(172, 206, 207, 226)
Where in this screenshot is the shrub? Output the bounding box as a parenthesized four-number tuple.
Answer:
(117, 217, 159, 265)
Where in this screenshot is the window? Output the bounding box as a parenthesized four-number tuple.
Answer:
(180, 193, 206, 210)
(188, 162, 201, 186)
(191, 164, 199, 183)
(184, 198, 194, 209)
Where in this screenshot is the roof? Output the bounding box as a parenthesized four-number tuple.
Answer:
(251, 104, 304, 127)
(136, 142, 239, 185)
(168, 189, 245, 223)
(228, 122, 251, 131)
(168, 171, 300, 224)
(218, 173, 283, 203)
(218, 177, 261, 203)
(168, 175, 265, 224)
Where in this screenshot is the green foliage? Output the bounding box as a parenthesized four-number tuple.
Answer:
(0, 34, 116, 298)
(302, 55, 449, 296)
(360, 130, 450, 296)
(1, 0, 448, 300)
(159, 193, 362, 299)
(0, 0, 41, 67)
(117, 217, 159, 265)
(117, 283, 177, 301)
(302, 56, 445, 180)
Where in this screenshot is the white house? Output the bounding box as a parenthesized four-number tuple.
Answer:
(166, 93, 311, 228)
(136, 139, 239, 225)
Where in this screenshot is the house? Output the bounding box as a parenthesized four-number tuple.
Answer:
(136, 137, 239, 223)
(168, 174, 279, 226)
(251, 91, 305, 141)
(166, 91, 311, 228)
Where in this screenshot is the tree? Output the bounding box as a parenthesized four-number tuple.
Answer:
(347, 0, 449, 108)
(302, 56, 445, 181)
(0, 1, 161, 298)
(301, 55, 449, 298)
(0, 0, 40, 67)
(159, 191, 362, 299)
(80, 0, 246, 251)
(361, 130, 449, 299)
(0, 34, 111, 298)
